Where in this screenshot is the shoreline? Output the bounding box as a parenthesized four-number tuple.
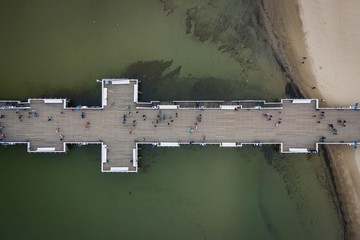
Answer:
(256, 0, 359, 238)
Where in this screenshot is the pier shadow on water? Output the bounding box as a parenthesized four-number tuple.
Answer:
(123, 59, 282, 102)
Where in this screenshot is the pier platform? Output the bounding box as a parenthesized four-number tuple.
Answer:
(1, 79, 359, 172)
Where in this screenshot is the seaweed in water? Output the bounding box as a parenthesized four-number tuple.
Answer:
(183, 0, 268, 69)
(285, 82, 303, 99)
(258, 156, 283, 239)
(159, 0, 178, 16)
(261, 144, 277, 166)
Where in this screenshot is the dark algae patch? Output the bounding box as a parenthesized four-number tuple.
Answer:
(184, 1, 271, 68)
(320, 146, 350, 239)
(160, 0, 178, 16)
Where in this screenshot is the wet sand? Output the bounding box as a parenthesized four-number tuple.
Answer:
(258, 0, 360, 237)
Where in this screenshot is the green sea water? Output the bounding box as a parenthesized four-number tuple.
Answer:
(0, 0, 345, 239)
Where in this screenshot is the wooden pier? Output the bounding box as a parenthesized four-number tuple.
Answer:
(0, 79, 359, 172)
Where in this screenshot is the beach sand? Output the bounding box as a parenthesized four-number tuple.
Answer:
(258, 0, 360, 237)
(297, 1, 360, 237)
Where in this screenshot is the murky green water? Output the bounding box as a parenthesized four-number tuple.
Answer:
(0, 145, 345, 240)
(0, 0, 345, 239)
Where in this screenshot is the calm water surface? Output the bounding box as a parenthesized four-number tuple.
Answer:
(0, 0, 345, 239)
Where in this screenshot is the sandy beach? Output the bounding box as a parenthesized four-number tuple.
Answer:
(258, 0, 360, 237)
(298, 1, 360, 237)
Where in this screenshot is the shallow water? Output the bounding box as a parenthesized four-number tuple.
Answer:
(0, 0, 286, 103)
(0, 0, 345, 239)
(0, 145, 344, 239)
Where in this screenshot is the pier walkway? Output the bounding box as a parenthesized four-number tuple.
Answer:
(1, 79, 359, 172)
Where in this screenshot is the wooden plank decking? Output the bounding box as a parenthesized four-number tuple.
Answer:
(0, 79, 359, 172)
